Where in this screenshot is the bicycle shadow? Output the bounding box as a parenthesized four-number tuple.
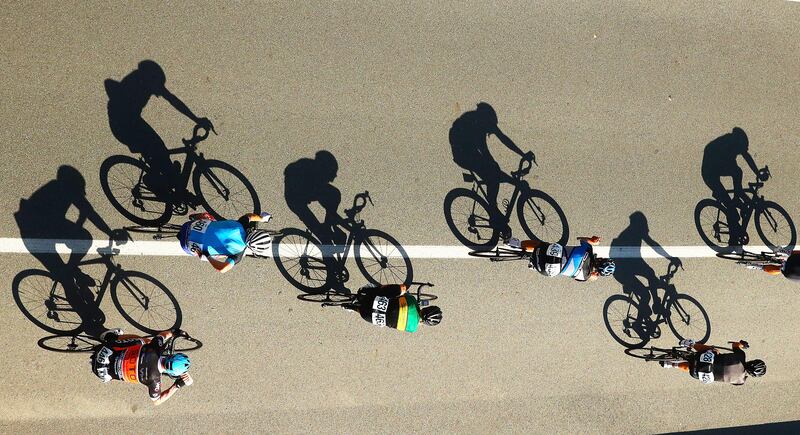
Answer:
(694, 127, 796, 252)
(444, 102, 569, 249)
(102, 60, 260, 224)
(276, 151, 413, 295)
(603, 212, 711, 348)
(12, 166, 182, 337)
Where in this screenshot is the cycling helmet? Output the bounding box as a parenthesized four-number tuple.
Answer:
(246, 229, 272, 256)
(745, 359, 766, 377)
(476, 102, 498, 125)
(596, 258, 616, 277)
(138, 60, 166, 87)
(534, 243, 563, 276)
(163, 353, 190, 376)
(57, 165, 86, 193)
(421, 306, 442, 326)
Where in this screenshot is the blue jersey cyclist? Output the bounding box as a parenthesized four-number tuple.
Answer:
(179, 212, 273, 273)
(506, 236, 616, 282)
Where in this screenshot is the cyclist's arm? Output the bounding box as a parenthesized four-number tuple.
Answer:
(741, 152, 759, 175)
(152, 382, 179, 405)
(692, 343, 717, 353)
(75, 196, 116, 237)
(577, 236, 601, 246)
(489, 126, 526, 157)
(361, 284, 405, 298)
(586, 272, 599, 282)
(643, 234, 681, 265)
(160, 88, 204, 124)
(208, 255, 235, 273)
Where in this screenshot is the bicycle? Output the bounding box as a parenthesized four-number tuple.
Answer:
(37, 331, 202, 354)
(694, 166, 795, 251)
(716, 249, 787, 271)
(625, 344, 733, 362)
(603, 262, 710, 348)
(297, 282, 437, 306)
(467, 245, 532, 262)
(12, 249, 181, 335)
(272, 191, 413, 293)
(444, 155, 569, 250)
(100, 124, 261, 226)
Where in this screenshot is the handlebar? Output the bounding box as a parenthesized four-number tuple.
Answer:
(511, 153, 536, 179)
(344, 191, 373, 219)
(182, 124, 216, 147)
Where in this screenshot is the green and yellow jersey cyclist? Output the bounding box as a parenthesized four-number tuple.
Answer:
(343, 284, 442, 332)
(762, 249, 800, 282)
(659, 338, 766, 386)
(506, 236, 616, 282)
(178, 212, 273, 273)
(91, 329, 193, 405)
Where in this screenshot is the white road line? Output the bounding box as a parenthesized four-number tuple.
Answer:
(0, 238, 776, 259)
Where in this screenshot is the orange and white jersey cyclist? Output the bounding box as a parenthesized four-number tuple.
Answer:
(762, 249, 800, 282)
(343, 284, 443, 333)
(91, 329, 193, 405)
(506, 236, 616, 282)
(660, 339, 766, 386)
(178, 211, 273, 273)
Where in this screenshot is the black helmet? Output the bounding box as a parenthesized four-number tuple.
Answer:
(137, 60, 166, 86)
(476, 102, 498, 125)
(745, 359, 766, 377)
(56, 165, 86, 193)
(421, 306, 442, 326)
(315, 150, 338, 181)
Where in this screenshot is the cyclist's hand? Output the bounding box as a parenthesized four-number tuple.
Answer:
(181, 373, 193, 386)
(670, 257, 684, 270)
(589, 236, 601, 244)
(739, 340, 750, 349)
(171, 328, 188, 338)
(197, 117, 216, 135)
(757, 168, 769, 182)
(523, 151, 535, 161)
(110, 229, 131, 245)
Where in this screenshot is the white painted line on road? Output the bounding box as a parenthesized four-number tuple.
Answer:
(0, 238, 776, 259)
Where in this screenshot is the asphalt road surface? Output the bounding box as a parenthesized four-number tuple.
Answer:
(2, 1, 800, 433)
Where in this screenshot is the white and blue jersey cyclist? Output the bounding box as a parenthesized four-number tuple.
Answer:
(178, 212, 273, 273)
(507, 236, 616, 282)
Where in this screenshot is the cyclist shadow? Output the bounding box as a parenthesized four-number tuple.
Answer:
(603, 212, 711, 349)
(694, 127, 796, 252)
(12, 166, 182, 338)
(443, 103, 569, 250)
(275, 151, 413, 296)
(102, 60, 261, 225)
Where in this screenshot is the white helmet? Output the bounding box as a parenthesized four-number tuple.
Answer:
(246, 230, 272, 256)
(534, 243, 563, 276)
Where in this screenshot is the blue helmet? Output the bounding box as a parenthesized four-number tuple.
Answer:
(163, 353, 190, 376)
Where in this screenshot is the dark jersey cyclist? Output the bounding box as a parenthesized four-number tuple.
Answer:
(763, 250, 800, 282)
(660, 339, 766, 385)
(344, 284, 442, 332)
(178, 212, 273, 273)
(91, 329, 193, 405)
(506, 236, 616, 282)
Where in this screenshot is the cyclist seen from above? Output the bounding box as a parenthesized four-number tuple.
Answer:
(449, 102, 534, 235)
(343, 284, 442, 333)
(762, 249, 800, 282)
(91, 329, 193, 405)
(506, 236, 616, 282)
(179, 211, 273, 273)
(660, 339, 766, 385)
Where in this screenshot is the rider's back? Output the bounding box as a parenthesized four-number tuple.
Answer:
(356, 285, 420, 333)
(449, 110, 491, 165)
(701, 132, 748, 176)
(691, 348, 747, 385)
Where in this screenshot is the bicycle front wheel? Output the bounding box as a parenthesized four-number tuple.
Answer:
(100, 155, 172, 225)
(355, 229, 413, 287)
(297, 291, 355, 304)
(13, 269, 83, 334)
(694, 199, 731, 252)
(755, 201, 796, 250)
(272, 228, 329, 293)
(38, 335, 100, 353)
(443, 188, 499, 250)
(666, 294, 710, 344)
(517, 189, 569, 245)
(468, 247, 525, 260)
(124, 224, 183, 235)
(603, 294, 648, 348)
(111, 271, 181, 334)
(193, 159, 260, 221)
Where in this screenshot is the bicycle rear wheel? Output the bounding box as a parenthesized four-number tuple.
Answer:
(38, 334, 100, 353)
(272, 228, 329, 293)
(624, 347, 687, 361)
(755, 201, 796, 250)
(100, 155, 172, 225)
(111, 271, 181, 335)
(194, 159, 260, 221)
(443, 188, 499, 250)
(355, 229, 413, 287)
(13, 269, 83, 334)
(603, 294, 648, 348)
(517, 189, 569, 245)
(694, 199, 731, 252)
(666, 294, 710, 344)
